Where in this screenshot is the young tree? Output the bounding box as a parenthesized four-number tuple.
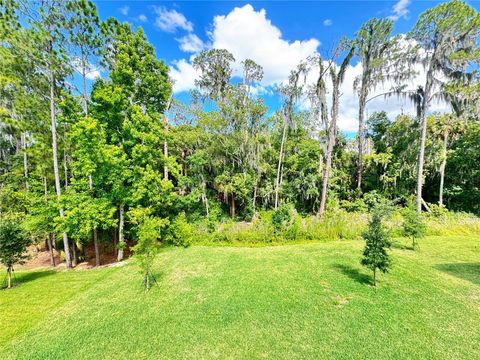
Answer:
(0, 221, 30, 289)
(408, 0, 480, 213)
(402, 205, 426, 249)
(361, 207, 392, 287)
(130, 210, 167, 292)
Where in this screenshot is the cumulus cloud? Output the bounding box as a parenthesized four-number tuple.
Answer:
(170, 58, 200, 93)
(170, 4, 320, 93)
(323, 19, 333, 26)
(388, 0, 411, 21)
(153, 6, 193, 33)
(137, 14, 148, 23)
(169, 3, 449, 132)
(176, 33, 206, 53)
(72, 58, 101, 80)
(302, 60, 450, 132)
(211, 5, 320, 85)
(119, 6, 129, 16)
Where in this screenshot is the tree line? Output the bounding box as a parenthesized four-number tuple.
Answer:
(1, 0, 479, 271)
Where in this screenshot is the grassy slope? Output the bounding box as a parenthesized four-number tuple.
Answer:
(0, 236, 479, 360)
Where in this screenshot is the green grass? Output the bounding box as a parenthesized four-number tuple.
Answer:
(1, 235, 479, 359)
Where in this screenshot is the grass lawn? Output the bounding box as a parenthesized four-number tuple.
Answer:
(1, 235, 479, 359)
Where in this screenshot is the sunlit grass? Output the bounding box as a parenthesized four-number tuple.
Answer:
(1, 235, 479, 359)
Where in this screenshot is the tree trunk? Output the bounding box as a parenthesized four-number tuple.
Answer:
(230, 193, 236, 218)
(373, 268, 377, 287)
(318, 127, 334, 217)
(274, 114, 288, 209)
(117, 204, 125, 261)
(48, 234, 56, 267)
(93, 229, 100, 267)
(357, 90, 367, 192)
(72, 242, 78, 267)
(439, 130, 448, 206)
(163, 96, 172, 180)
(22, 132, 29, 191)
(50, 69, 71, 268)
(416, 113, 428, 214)
(7, 266, 12, 289)
(82, 55, 88, 117)
(417, 75, 432, 214)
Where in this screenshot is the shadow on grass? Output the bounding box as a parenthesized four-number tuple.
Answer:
(334, 264, 372, 285)
(1, 269, 56, 289)
(436, 263, 480, 286)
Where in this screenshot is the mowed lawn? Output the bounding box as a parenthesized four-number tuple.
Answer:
(1, 236, 479, 359)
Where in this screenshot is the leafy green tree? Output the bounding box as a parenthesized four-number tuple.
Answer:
(361, 207, 392, 287)
(130, 209, 168, 292)
(0, 220, 30, 288)
(402, 205, 426, 249)
(408, 0, 480, 213)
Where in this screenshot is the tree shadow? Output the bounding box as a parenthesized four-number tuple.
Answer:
(2, 269, 56, 289)
(436, 263, 480, 286)
(334, 264, 372, 285)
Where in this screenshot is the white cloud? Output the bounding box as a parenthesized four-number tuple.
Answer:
(170, 4, 320, 93)
(176, 33, 206, 53)
(72, 58, 101, 80)
(153, 6, 193, 33)
(119, 6, 129, 16)
(138, 14, 148, 23)
(388, 0, 411, 21)
(211, 5, 320, 85)
(303, 60, 450, 132)
(169, 59, 199, 93)
(323, 19, 333, 26)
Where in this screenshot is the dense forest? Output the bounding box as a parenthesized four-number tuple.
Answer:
(1, 0, 480, 271)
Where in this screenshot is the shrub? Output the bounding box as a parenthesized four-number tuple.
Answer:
(402, 207, 426, 249)
(0, 221, 30, 289)
(165, 212, 193, 248)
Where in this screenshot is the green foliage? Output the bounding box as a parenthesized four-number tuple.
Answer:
(0, 220, 30, 288)
(402, 206, 426, 249)
(131, 212, 168, 291)
(165, 212, 193, 248)
(361, 207, 392, 286)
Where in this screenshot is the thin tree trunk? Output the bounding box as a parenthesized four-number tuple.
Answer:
(93, 229, 100, 267)
(274, 114, 288, 209)
(357, 90, 367, 191)
(7, 267, 12, 289)
(81, 55, 88, 117)
(88, 174, 100, 266)
(373, 268, 376, 287)
(318, 128, 334, 217)
(164, 96, 172, 180)
(439, 130, 448, 206)
(72, 242, 78, 267)
(48, 234, 56, 267)
(22, 132, 29, 191)
(117, 204, 125, 261)
(417, 75, 432, 214)
(50, 68, 71, 268)
(230, 193, 236, 218)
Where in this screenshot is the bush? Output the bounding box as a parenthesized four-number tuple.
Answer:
(165, 212, 193, 248)
(402, 207, 426, 249)
(0, 221, 30, 289)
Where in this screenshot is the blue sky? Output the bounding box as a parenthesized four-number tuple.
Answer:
(90, 1, 480, 132)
